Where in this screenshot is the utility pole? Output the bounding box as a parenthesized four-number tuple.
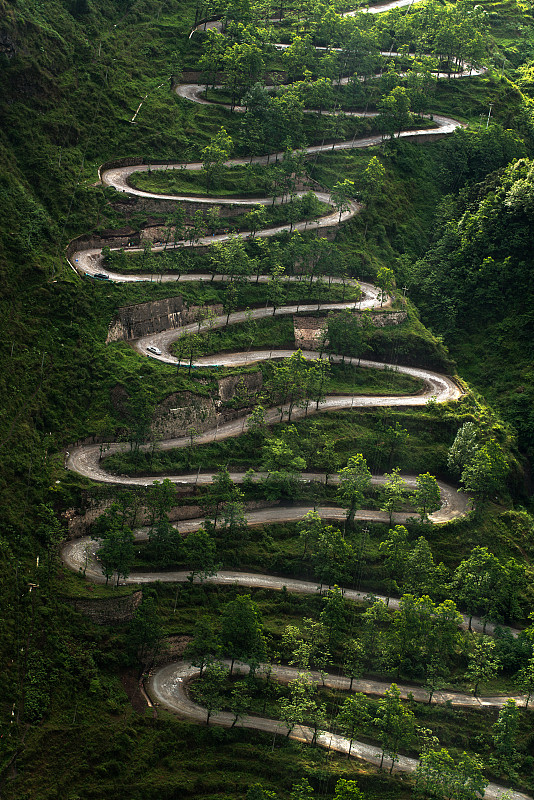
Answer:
(486, 102, 493, 129)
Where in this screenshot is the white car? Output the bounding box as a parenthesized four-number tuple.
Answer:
(146, 345, 162, 356)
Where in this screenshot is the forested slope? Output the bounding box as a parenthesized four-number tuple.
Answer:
(1, 0, 534, 798)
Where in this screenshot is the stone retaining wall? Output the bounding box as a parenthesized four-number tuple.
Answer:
(294, 311, 407, 349)
(106, 300, 223, 342)
(68, 590, 143, 625)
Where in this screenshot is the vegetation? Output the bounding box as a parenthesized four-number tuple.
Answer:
(1, 0, 534, 798)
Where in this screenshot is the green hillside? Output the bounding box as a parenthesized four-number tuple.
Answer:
(1, 0, 534, 798)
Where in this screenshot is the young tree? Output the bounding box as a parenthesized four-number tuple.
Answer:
(337, 693, 370, 758)
(229, 680, 251, 727)
(320, 585, 347, 648)
(98, 524, 135, 587)
(337, 453, 372, 529)
(465, 635, 501, 695)
(148, 519, 184, 568)
(460, 439, 508, 504)
(220, 593, 265, 674)
(515, 654, 534, 708)
(298, 509, 323, 557)
(380, 467, 406, 524)
(379, 524, 410, 601)
(373, 683, 416, 773)
(202, 127, 233, 193)
(332, 780, 365, 800)
(184, 617, 220, 676)
(312, 526, 354, 588)
(343, 638, 365, 690)
(491, 698, 520, 776)
(412, 473, 441, 522)
(196, 660, 228, 725)
(184, 528, 218, 583)
(331, 179, 354, 222)
(376, 265, 395, 307)
(415, 748, 488, 800)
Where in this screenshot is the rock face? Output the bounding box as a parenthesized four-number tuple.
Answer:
(150, 391, 216, 440)
(68, 590, 143, 625)
(149, 371, 262, 440)
(106, 300, 223, 342)
(217, 372, 263, 403)
(293, 311, 407, 349)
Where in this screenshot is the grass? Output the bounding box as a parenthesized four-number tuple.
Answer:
(129, 164, 273, 198)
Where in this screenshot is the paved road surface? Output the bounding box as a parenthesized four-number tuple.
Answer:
(147, 661, 531, 800)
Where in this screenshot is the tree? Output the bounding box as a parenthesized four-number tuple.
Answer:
(373, 683, 416, 773)
(202, 464, 243, 527)
(379, 525, 410, 601)
(376, 265, 395, 307)
(447, 421, 481, 476)
(415, 747, 488, 800)
(491, 698, 519, 776)
(379, 86, 411, 138)
(343, 638, 365, 691)
(220, 594, 265, 674)
(266, 351, 315, 421)
(98, 523, 135, 587)
(148, 519, 184, 568)
(202, 127, 233, 193)
(333, 780, 365, 800)
(331, 179, 354, 222)
(290, 779, 315, 800)
(516, 654, 534, 708)
(245, 204, 267, 238)
(404, 537, 448, 599)
(267, 264, 286, 313)
(465, 635, 500, 695)
(298, 509, 322, 557)
(127, 596, 163, 669)
(184, 617, 220, 676)
(229, 680, 251, 727)
(460, 438, 508, 504)
(337, 693, 370, 758)
(362, 599, 390, 669)
(195, 661, 228, 724)
(361, 155, 386, 215)
(412, 473, 441, 522)
(282, 618, 330, 676)
(220, 500, 249, 564)
(312, 526, 354, 588)
(184, 528, 217, 583)
(377, 420, 409, 469)
(145, 479, 176, 532)
(320, 585, 346, 648)
(337, 454, 372, 529)
(246, 404, 267, 439)
(453, 546, 504, 628)
(279, 672, 313, 738)
(380, 467, 406, 524)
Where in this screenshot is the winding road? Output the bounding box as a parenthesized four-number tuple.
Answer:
(147, 661, 531, 800)
(59, 2, 527, 796)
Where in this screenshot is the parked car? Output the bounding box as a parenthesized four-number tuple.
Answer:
(93, 272, 110, 280)
(147, 345, 162, 355)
